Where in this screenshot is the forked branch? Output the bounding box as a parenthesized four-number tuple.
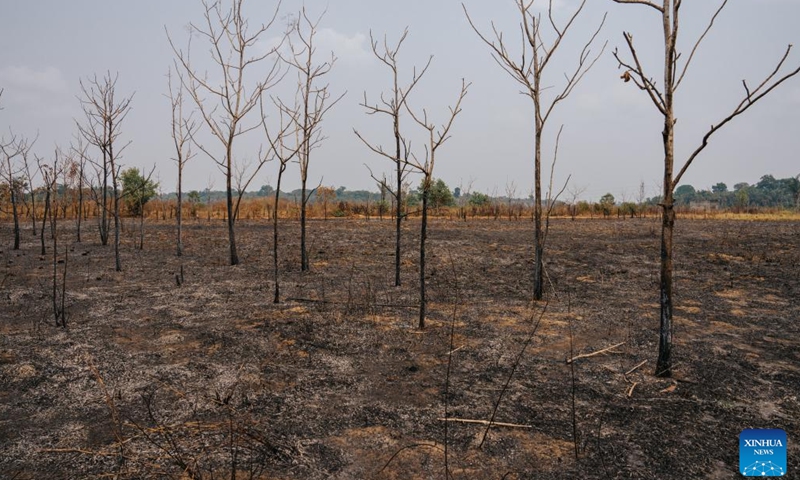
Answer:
(673, 45, 800, 188)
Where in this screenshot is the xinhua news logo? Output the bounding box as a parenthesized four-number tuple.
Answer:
(740, 429, 787, 477)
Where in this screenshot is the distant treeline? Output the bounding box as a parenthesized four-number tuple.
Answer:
(647, 175, 800, 210)
(167, 173, 800, 211)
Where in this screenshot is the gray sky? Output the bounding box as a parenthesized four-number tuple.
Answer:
(1, 0, 798, 202)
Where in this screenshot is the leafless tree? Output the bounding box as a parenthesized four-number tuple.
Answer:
(280, 7, 345, 272)
(566, 183, 588, 220)
(355, 29, 433, 286)
(77, 72, 133, 272)
(612, 0, 800, 377)
(20, 137, 41, 236)
(262, 97, 301, 303)
(465, 0, 606, 300)
(40, 149, 67, 326)
(167, 68, 199, 257)
(168, 0, 284, 266)
(505, 180, 517, 220)
(406, 79, 470, 329)
(70, 137, 89, 242)
(0, 133, 29, 250)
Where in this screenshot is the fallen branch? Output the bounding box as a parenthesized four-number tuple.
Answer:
(443, 345, 465, 356)
(566, 342, 625, 364)
(437, 418, 532, 429)
(626, 382, 638, 398)
(625, 359, 648, 375)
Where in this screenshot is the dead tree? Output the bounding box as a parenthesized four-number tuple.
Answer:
(41, 150, 67, 326)
(355, 29, 433, 287)
(70, 138, 89, 242)
(505, 180, 517, 220)
(168, 0, 284, 266)
(1, 134, 31, 250)
(406, 79, 469, 329)
(612, 0, 800, 377)
(166, 68, 198, 257)
(465, 0, 606, 300)
(20, 139, 40, 236)
(280, 7, 345, 272)
(78, 72, 133, 272)
(262, 97, 301, 303)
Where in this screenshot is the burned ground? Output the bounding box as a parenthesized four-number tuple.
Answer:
(1, 217, 798, 479)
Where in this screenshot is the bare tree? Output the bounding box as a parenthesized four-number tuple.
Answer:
(280, 7, 345, 272)
(612, 0, 800, 377)
(166, 68, 198, 257)
(168, 0, 284, 266)
(0, 133, 30, 250)
(77, 72, 134, 272)
(262, 97, 301, 303)
(20, 138, 41, 236)
(355, 29, 433, 286)
(566, 183, 588, 220)
(70, 137, 89, 242)
(40, 149, 67, 327)
(505, 180, 517, 220)
(465, 0, 606, 300)
(406, 79, 470, 329)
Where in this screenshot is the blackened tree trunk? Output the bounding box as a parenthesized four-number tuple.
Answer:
(11, 188, 20, 250)
(418, 185, 429, 329)
(273, 164, 286, 303)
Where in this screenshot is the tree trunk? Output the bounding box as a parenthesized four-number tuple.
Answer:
(138, 199, 145, 251)
(300, 178, 309, 272)
(394, 122, 403, 287)
(11, 188, 20, 250)
(40, 189, 49, 255)
(226, 146, 239, 266)
(29, 190, 37, 237)
(419, 185, 429, 330)
(533, 127, 544, 301)
(101, 156, 109, 246)
(273, 166, 285, 303)
(176, 166, 183, 256)
(113, 180, 121, 272)
(656, 3, 676, 378)
(657, 112, 676, 378)
(77, 166, 83, 243)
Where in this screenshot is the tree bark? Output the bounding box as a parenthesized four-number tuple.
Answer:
(77, 162, 83, 243)
(11, 188, 20, 250)
(40, 189, 49, 255)
(176, 166, 183, 256)
(656, 1, 677, 377)
(301, 178, 308, 272)
(419, 185, 429, 329)
(226, 140, 239, 266)
(533, 104, 544, 301)
(273, 165, 286, 303)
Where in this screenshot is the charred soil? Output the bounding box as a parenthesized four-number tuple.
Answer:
(1, 217, 799, 479)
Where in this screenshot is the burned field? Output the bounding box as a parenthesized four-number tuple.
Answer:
(1, 217, 798, 479)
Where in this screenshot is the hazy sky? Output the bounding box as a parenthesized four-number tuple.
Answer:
(1, 0, 799, 202)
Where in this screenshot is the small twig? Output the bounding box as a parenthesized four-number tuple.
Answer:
(437, 418, 532, 429)
(626, 382, 638, 398)
(443, 345, 465, 356)
(566, 342, 625, 364)
(625, 359, 648, 376)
